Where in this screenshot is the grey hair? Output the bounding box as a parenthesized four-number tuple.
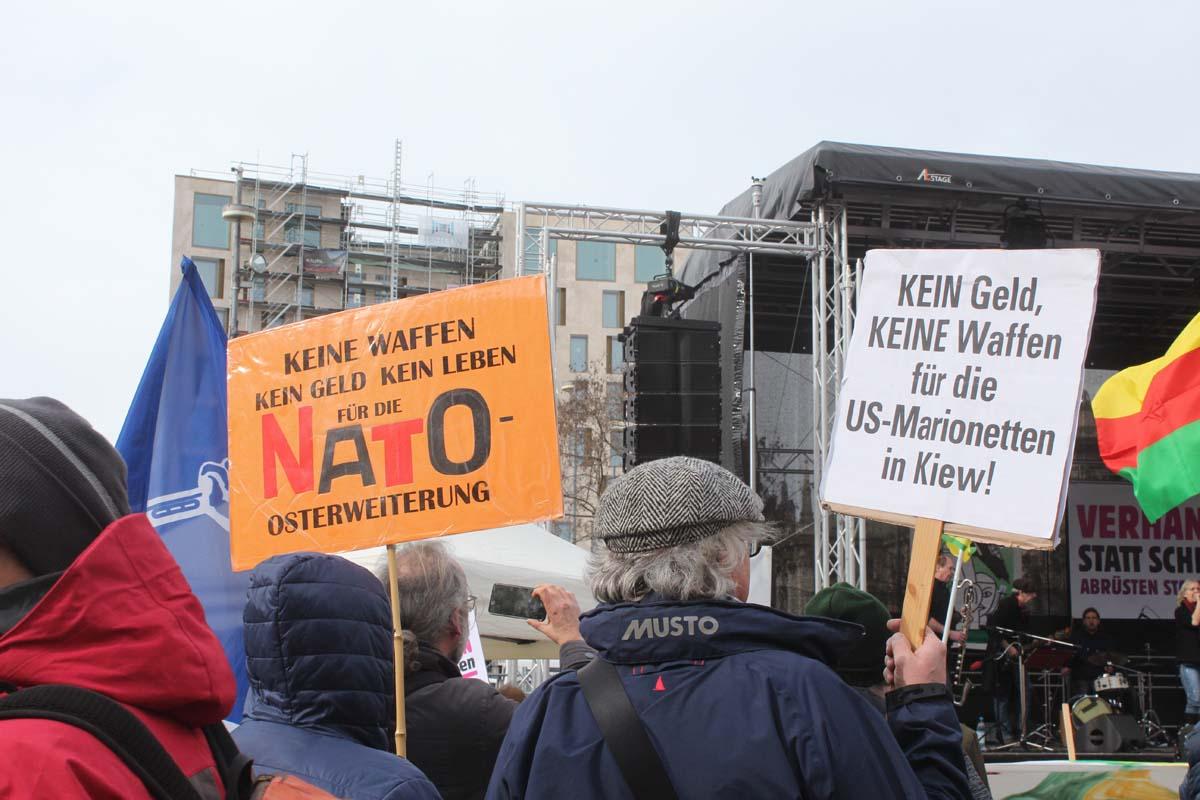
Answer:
(587, 521, 771, 603)
(377, 541, 469, 645)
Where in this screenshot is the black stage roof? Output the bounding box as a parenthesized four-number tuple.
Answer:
(681, 142, 1200, 369)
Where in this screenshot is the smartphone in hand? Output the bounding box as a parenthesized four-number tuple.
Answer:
(488, 584, 546, 619)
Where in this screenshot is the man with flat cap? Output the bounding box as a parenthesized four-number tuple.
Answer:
(487, 456, 970, 799)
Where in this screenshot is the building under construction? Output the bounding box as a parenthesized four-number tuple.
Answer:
(170, 143, 505, 335)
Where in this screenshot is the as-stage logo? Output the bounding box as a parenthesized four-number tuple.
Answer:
(916, 168, 952, 184)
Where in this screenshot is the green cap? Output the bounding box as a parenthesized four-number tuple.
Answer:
(805, 582, 890, 687)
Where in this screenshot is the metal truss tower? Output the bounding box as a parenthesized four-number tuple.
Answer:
(516, 200, 868, 590)
(809, 203, 865, 591)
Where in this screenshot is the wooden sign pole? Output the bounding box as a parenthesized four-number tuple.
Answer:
(387, 544, 408, 757)
(900, 517, 945, 648)
(1061, 703, 1077, 761)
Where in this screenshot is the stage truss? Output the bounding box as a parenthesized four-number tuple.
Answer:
(515, 200, 866, 591)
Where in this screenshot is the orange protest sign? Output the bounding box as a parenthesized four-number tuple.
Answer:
(227, 276, 562, 571)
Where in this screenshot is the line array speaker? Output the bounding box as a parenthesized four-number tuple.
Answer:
(621, 316, 721, 469)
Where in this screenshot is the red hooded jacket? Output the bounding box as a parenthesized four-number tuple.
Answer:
(0, 513, 237, 798)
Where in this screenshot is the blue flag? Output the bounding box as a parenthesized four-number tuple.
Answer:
(116, 257, 248, 721)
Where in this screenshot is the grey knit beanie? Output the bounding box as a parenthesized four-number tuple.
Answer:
(0, 397, 130, 576)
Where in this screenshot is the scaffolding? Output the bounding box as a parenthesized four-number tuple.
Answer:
(193, 141, 505, 336)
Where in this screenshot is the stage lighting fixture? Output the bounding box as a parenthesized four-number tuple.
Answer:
(1001, 199, 1048, 249)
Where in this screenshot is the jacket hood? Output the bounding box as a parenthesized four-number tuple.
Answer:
(0, 513, 235, 725)
(242, 552, 394, 751)
(579, 596, 865, 666)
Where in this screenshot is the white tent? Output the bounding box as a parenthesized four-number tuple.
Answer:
(343, 523, 596, 659)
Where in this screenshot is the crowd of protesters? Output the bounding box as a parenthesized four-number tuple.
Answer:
(0, 396, 1031, 798)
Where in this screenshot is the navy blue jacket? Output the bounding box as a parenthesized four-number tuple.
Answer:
(232, 553, 439, 800)
(487, 597, 970, 799)
(1181, 726, 1200, 800)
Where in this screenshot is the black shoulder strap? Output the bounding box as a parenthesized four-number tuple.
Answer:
(203, 721, 255, 799)
(0, 684, 203, 800)
(576, 658, 678, 800)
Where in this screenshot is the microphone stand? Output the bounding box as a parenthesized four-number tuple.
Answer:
(990, 628, 1066, 752)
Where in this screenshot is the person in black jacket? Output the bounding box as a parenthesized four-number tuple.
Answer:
(1177, 580, 1200, 725)
(1062, 607, 1118, 698)
(388, 542, 594, 800)
(986, 578, 1037, 744)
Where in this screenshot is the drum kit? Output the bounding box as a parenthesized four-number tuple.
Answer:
(992, 629, 1171, 752)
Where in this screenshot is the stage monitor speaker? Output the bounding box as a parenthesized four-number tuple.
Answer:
(621, 316, 721, 469)
(1074, 714, 1145, 754)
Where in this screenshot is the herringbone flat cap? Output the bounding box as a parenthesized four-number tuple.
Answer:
(597, 456, 764, 553)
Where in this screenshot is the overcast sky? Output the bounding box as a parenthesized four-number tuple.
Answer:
(3, 0, 1198, 440)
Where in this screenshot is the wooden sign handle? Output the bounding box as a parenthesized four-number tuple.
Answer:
(1061, 702, 1077, 761)
(900, 517, 944, 649)
(387, 544, 408, 757)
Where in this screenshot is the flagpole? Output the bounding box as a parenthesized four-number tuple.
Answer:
(387, 544, 408, 757)
(941, 549, 965, 645)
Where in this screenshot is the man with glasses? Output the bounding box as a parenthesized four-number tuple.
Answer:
(389, 541, 594, 800)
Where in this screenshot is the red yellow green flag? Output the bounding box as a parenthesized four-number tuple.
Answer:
(1092, 310, 1200, 522)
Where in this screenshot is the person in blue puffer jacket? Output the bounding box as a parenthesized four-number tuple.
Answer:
(486, 457, 971, 800)
(233, 552, 440, 800)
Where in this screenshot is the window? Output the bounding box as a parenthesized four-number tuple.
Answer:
(213, 307, 229, 334)
(348, 288, 364, 307)
(253, 221, 264, 240)
(286, 202, 322, 217)
(523, 227, 557, 273)
(193, 193, 230, 249)
(602, 291, 624, 328)
(569, 335, 588, 372)
(606, 335, 624, 373)
(375, 289, 389, 303)
(609, 429, 624, 475)
(576, 241, 615, 281)
(551, 519, 574, 542)
(555, 288, 566, 326)
(192, 257, 224, 299)
(285, 220, 321, 247)
(251, 275, 265, 302)
(606, 381, 624, 420)
(301, 286, 314, 307)
(635, 245, 666, 282)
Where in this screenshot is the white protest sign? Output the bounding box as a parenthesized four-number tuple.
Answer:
(1068, 481, 1200, 619)
(821, 249, 1100, 548)
(456, 610, 490, 683)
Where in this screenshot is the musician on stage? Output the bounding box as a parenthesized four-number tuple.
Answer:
(985, 578, 1037, 744)
(1177, 580, 1200, 726)
(1062, 607, 1118, 698)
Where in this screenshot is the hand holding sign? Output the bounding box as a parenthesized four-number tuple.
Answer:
(884, 618, 947, 689)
